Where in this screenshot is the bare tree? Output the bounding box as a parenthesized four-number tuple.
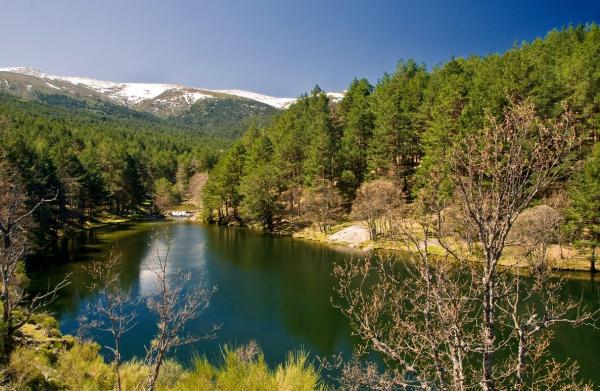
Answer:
(350, 179, 404, 240)
(303, 180, 344, 233)
(505, 252, 594, 391)
(334, 207, 595, 390)
(83, 251, 138, 391)
(332, 99, 596, 390)
(143, 232, 218, 391)
(188, 172, 209, 207)
(446, 99, 577, 391)
(545, 191, 572, 259)
(0, 157, 69, 361)
(333, 211, 480, 391)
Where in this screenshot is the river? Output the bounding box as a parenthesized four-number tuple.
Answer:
(27, 220, 600, 384)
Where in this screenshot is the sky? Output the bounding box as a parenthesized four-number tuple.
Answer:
(1, 0, 599, 97)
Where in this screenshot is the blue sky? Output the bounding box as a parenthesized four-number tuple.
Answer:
(1, 0, 599, 97)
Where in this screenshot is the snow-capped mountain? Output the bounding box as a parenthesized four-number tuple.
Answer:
(0, 67, 343, 115)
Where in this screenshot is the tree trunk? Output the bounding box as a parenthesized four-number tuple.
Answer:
(145, 350, 164, 391)
(115, 336, 122, 391)
(515, 329, 527, 391)
(591, 245, 597, 274)
(450, 333, 466, 391)
(1, 300, 13, 363)
(482, 263, 496, 391)
(0, 264, 13, 363)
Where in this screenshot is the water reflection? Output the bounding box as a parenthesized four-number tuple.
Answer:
(26, 221, 600, 384)
(27, 222, 362, 367)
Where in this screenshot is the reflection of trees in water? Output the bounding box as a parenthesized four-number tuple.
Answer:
(549, 276, 600, 381)
(27, 223, 156, 318)
(203, 224, 358, 355)
(137, 223, 211, 297)
(27, 222, 600, 383)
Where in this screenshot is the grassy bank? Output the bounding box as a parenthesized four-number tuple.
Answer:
(6, 314, 325, 391)
(292, 221, 595, 273)
(59, 207, 164, 239)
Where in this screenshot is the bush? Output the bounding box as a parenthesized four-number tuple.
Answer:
(56, 342, 114, 390)
(5, 328, 325, 390)
(172, 343, 325, 391)
(274, 351, 323, 391)
(351, 179, 403, 239)
(119, 359, 149, 390)
(8, 346, 54, 390)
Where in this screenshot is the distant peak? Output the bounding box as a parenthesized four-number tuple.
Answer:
(0, 66, 49, 78)
(0, 66, 344, 109)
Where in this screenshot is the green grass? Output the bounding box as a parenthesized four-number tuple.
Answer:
(5, 319, 327, 391)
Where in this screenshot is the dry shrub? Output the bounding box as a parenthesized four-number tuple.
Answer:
(303, 183, 344, 233)
(351, 179, 403, 240)
(189, 172, 209, 206)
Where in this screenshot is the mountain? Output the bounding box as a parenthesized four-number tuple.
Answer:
(0, 67, 344, 112)
(0, 67, 344, 139)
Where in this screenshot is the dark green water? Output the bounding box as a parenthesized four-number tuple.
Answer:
(27, 221, 600, 383)
(28, 221, 361, 366)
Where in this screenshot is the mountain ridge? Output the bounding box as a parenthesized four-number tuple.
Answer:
(0, 67, 343, 112)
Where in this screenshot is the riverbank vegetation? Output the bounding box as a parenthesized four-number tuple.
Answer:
(330, 98, 598, 389)
(203, 25, 600, 272)
(6, 331, 323, 391)
(0, 165, 322, 390)
(0, 93, 225, 247)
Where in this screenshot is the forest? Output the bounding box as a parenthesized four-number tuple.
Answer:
(0, 92, 231, 245)
(203, 25, 600, 263)
(197, 27, 600, 389)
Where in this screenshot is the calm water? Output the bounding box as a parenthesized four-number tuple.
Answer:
(28, 221, 362, 366)
(27, 221, 600, 383)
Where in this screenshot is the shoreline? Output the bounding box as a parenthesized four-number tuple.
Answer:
(59, 211, 165, 238)
(60, 208, 596, 276)
(290, 222, 596, 275)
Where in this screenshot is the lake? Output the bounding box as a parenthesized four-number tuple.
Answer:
(27, 220, 600, 383)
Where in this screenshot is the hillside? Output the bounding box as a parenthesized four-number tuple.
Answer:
(0, 67, 285, 139)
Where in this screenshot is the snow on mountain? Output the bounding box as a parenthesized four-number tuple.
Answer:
(0, 67, 182, 106)
(213, 89, 295, 109)
(44, 81, 61, 90)
(0, 67, 345, 110)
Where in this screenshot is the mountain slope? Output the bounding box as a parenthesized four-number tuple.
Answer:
(0, 67, 344, 139)
(0, 68, 277, 138)
(0, 67, 299, 111)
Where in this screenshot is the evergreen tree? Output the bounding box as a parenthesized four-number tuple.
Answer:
(240, 162, 281, 232)
(569, 143, 600, 272)
(368, 59, 428, 193)
(338, 78, 374, 198)
(303, 86, 341, 185)
(203, 142, 246, 222)
(240, 132, 282, 231)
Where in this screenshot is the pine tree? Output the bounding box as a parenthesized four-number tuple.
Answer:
(368, 59, 428, 193)
(203, 141, 246, 222)
(569, 143, 600, 272)
(338, 78, 374, 198)
(303, 86, 342, 186)
(240, 132, 282, 231)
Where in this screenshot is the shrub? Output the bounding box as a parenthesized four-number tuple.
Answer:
(8, 346, 54, 390)
(56, 342, 114, 390)
(274, 351, 323, 391)
(119, 359, 149, 390)
(171, 343, 326, 391)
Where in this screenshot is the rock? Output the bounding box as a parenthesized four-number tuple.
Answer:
(328, 225, 370, 247)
